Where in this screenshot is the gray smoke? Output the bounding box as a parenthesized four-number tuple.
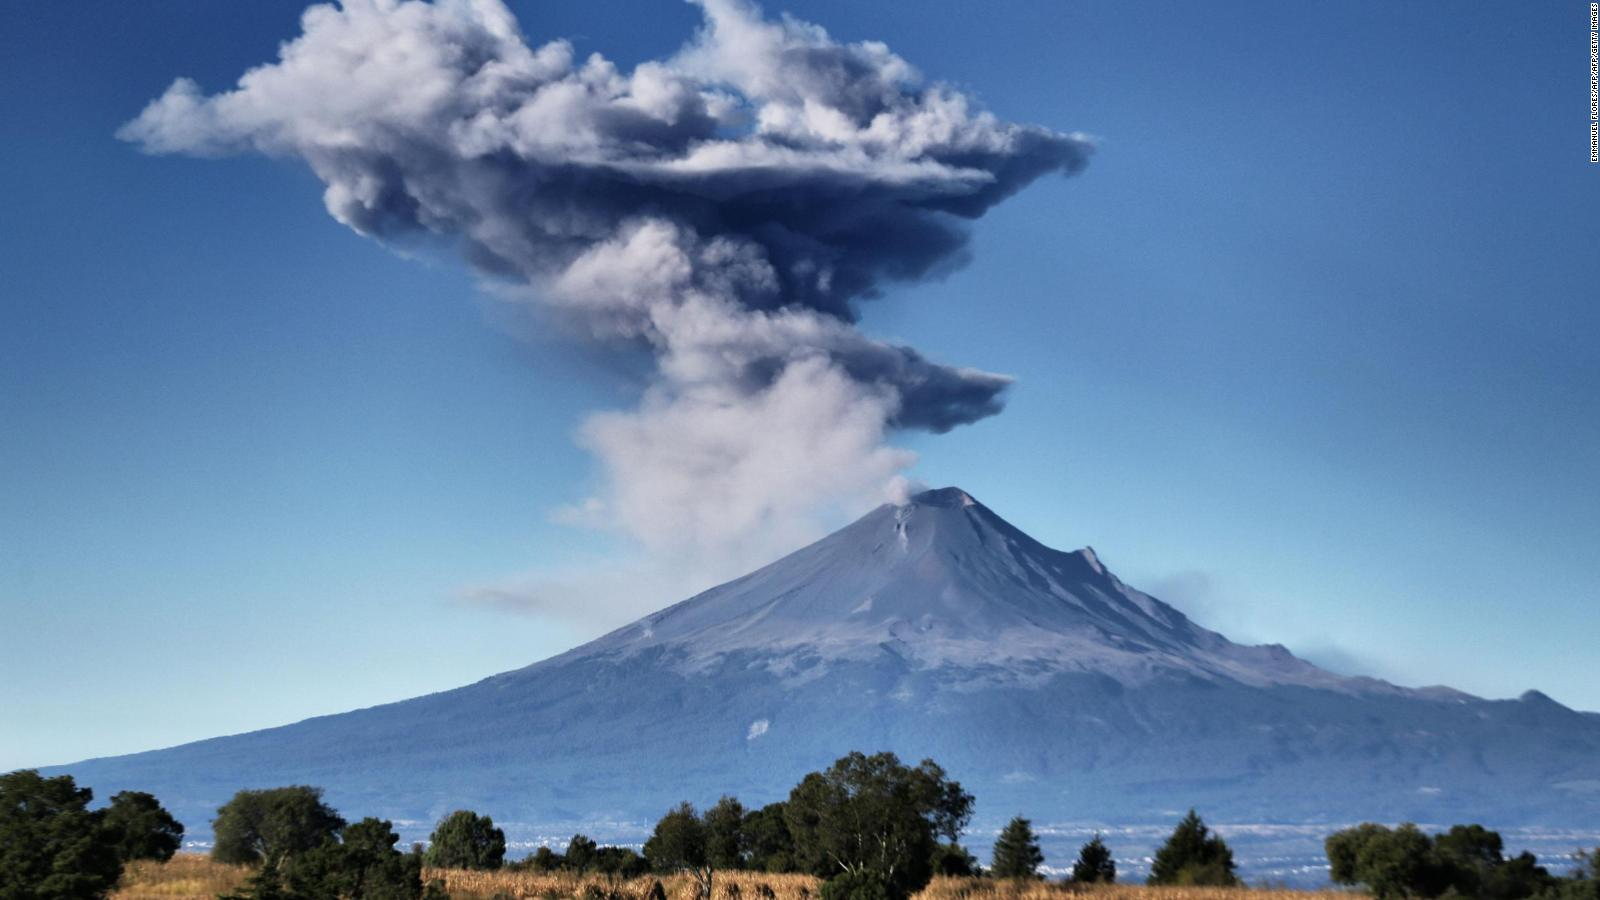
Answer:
(121, 0, 1090, 568)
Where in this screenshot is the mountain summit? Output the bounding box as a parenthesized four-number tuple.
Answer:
(578, 487, 1356, 692)
(47, 489, 1600, 874)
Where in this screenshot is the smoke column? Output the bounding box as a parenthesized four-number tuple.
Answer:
(120, 0, 1091, 603)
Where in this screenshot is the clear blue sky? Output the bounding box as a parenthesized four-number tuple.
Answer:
(2, 0, 1596, 772)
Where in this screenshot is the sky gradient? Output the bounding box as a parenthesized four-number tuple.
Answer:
(2, 0, 1596, 772)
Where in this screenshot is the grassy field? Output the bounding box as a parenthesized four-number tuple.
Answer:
(111, 857, 1359, 900)
(112, 856, 251, 899)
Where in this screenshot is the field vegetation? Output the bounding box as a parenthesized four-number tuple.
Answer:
(9, 752, 1600, 900)
(113, 859, 1362, 900)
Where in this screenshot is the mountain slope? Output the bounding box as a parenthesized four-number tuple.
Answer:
(44, 488, 1600, 871)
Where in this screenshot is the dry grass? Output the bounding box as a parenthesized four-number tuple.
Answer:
(112, 854, 250, 899)
(112, 859, 1361, 900)
(432, 869, 817, 900)
(917, 879, 1358, 900)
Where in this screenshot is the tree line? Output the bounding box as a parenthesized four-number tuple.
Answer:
(6, 755, 1600, 900)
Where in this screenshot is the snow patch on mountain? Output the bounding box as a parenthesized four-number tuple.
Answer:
(571, 488, 1431, 698)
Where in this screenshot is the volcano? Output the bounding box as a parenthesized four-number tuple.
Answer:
(45, 488, 1600, 874)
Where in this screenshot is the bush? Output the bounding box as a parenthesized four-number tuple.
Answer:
(1148, 809, 1237, 886)
(0, 770, 124, 900)
(819, 870, 896, 900)
(424, 810, 505, 870)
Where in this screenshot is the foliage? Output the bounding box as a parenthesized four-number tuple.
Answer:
(1071, 834, 1116, 884)
(705, 797, 748, 871)
(424, 810, 505, 871)
(819, 870, 894, 900)
(222, 817, 433, 900)
(419, 867, 818, 900)
(212, 786, 345, 866)
(595, 846, 652, 879)
(744, 803, 798, 873)
(990, 818, 1043, 879)
(1537, 849, 1600, 900)
(645, 803, 715, 899)
(1326, 823, 1437, 900)
(568, 834, 600, 875)
(514, 846, 563, 872)
(0, 769, 124, 900)
(1327, 822, 1554, 900)
(782, 751, 972, 900)
(103, 791, 184, 864)
(1148, 810, 1237, 887)
(928, 843, 977, 878)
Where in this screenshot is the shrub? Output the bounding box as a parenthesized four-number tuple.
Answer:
(819, 870, 895, 900)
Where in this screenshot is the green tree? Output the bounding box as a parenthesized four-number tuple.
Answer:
(595, 845, 650, 878)
(743, 803, 796, 873)
(103, 791, 183, 863)
(990, 817, 1043, 879)
(566, 833, 599, 874)
(424, 810, 505, 870)
(1071, 834, 1116, 884)
(1326, 823, 1444, 900)
(1541, 849, 1600, 900)
(783, 751, 973, 900)
(0, 769, 123, 900)
(705, 796, 747, 870)
(212, 786, 345, 866)
(522, 846, 562, 872)
(223, 817, 433, 900)
(1148, 810, 1237, 886)
(644, 803, 713, 899)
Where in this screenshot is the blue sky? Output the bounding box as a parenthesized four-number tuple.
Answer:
(2, 0, 1596, 772)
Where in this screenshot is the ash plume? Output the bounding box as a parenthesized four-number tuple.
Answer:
(120, 0, 1091, 583)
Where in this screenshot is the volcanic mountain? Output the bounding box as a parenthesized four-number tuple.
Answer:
(47, 488, 1600, 868)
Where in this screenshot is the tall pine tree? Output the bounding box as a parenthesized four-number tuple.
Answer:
(990, 817, 1044, 879)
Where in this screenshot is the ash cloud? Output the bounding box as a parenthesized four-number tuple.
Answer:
(121, 0, 1090, 573)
